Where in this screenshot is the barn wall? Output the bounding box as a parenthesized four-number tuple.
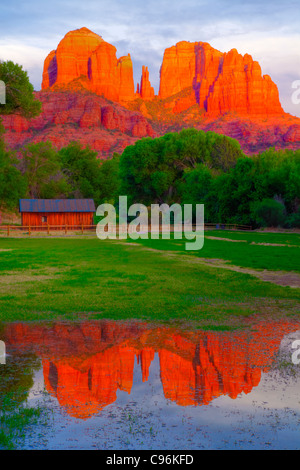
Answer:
(21, 212, 94, 229)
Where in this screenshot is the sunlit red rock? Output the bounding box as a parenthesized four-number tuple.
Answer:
(283, 124, 300, 142)
(137, 66, 155, 101)
(159, 41, 283, 116)
(42, 27, 135, 103)
(89, 43, 135, 102)
(42, 27, 104, 89)
(1, 91, 155, 157)
(42, 50, 57, 88)
(6, 27, 297, 156)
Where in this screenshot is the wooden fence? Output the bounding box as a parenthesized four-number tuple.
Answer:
(0, 223, 252, 237)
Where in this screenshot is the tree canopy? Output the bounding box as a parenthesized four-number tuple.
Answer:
(119, 128, 245, 205)
(0, 60, 41, 118)
(0, 123, 299, 229)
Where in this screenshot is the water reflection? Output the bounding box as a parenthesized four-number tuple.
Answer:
(1, 319, 299, 420)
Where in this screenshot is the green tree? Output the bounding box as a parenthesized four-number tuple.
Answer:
(119, 129, 244, 205)
(251, 198, 286, 227)
(213, 157, 257, 225)
(0, 61, 41, 214)
(97, 152, 121, 205)
(210, 134, 244, 171)
(178, 164, 214, 221)
(58, 142, 106, 205)
(0, 123, 27, 211)
(253, 148, 300, 214)
(20, 141, 70, 199)
(0, 61, 41, 118)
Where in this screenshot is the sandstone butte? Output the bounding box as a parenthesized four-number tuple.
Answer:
(42, 27, 149, 103)
(158, 41, 283, 116)
(2, 26, 300, 157)
(3, 319, 298, 418)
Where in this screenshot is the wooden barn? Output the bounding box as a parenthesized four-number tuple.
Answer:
(19, 199, 95, 229)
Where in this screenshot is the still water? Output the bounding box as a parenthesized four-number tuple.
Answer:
(1, 319, 300, 450)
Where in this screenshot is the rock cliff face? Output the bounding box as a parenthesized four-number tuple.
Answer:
(1, 91, 155, 157)
(42, 28, 103, 89)
(2, 89, 299, 156)
(42, 27, 135, 103)
(137, 66, 155, 101)
(3, 27, 300, 156)
(159, 41, 283, 116)
(43, 28, 283, 117)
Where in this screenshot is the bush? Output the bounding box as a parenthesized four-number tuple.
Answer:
(251, 198, 286, 227)
(283, 211, 300, 228)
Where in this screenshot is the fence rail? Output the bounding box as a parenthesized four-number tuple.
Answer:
(0, 223, 252, 237)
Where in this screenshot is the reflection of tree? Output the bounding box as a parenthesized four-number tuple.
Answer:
(0, 353, 42, 448)
(0, 353, 40, 409)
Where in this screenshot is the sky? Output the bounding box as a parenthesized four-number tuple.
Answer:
(1, 0, 300, 117)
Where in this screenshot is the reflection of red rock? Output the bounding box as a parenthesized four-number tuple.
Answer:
(138, 347, 156, 382)
(43, 345, 137, 419)
(159, 332, 262, 406)
(3, 320, 299, 418)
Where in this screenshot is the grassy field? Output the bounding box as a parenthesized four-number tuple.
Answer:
(0, 230, 299, 326)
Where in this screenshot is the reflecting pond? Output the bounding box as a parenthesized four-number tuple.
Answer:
(0, 319, 300, 449)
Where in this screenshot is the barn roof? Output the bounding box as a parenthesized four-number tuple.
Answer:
(19, 199, 95, 213)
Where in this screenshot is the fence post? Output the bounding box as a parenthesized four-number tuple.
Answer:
(65, 224, 67, 235)
(81, 223, 83, 235)
(7, 225, 9, 237)
(29, 225, 31, 236)
(47, 224, 50, 235)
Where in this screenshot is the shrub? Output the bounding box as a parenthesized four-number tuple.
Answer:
(251, 198, 286, 227)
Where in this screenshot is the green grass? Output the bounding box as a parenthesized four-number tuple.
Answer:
(134, 231, 300, 272)
(0, 231, 299, 324)
(205, 229, 300, 246)
(0, 406, 45, 449)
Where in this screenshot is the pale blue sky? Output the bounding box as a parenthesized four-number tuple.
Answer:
(1, 0, 300, 116)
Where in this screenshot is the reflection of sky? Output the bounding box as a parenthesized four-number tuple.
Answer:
(25, 347, 300, 450)
(0, 0, 300, 116)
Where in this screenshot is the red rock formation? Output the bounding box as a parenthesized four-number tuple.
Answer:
(40, 28, 291, 120)
(3, 89, 299, 156)
(1, 91, 155, 157)
(159, 41, 283, 116)
(42, 28, 104, 89)
(42, 50, 57, 88)
(283, 124, 300, 142)
(89, 43, 135, 102)
(3, 28, 300, 156)
(137, 66, 155, 101)
(42, 27, 135, 103)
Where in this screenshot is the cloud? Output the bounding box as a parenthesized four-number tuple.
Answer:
(0, 41, 49, 89)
